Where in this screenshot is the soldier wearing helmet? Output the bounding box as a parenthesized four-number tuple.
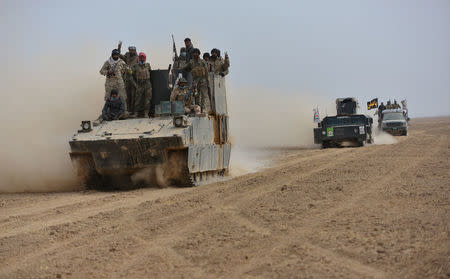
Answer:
(182, 48, 210, 113)
(131, 52, 152, 117)
(208, 48, 230, 76)
(170, 78, 201, 115)
(117, 41, 139, 115)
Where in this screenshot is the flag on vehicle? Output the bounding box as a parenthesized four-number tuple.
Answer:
(367, 98, 378, 110)
(313, 107, 320, 123)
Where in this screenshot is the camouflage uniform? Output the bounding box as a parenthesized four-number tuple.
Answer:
(100, 59, 128, 111)
(183, 58, 210, 112)
(120, 52, 139, 114)
(207, 56, 230, 76)
(392, 101, 401, 109)
(386, 101, 392, 109)
(170, 86, 201, 114)
(173, 57, 187, 70)
(132, 62, 152, 116)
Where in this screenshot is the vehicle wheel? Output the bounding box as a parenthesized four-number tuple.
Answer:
(322, 142, 329, 149)
(403, 130, 408, 136)
(358, 141, 364, 147)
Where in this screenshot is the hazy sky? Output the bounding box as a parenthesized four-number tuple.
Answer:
(1, 0, 449, 117)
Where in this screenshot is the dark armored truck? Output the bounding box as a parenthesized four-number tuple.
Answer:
(314, 98, 373, 148)
(69, 70, 230, 189)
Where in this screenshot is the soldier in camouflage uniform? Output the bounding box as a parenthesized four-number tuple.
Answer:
(170, 78, 201, 115)
(100, 49, 128, 111)
(118, 42, 139, 115)
(203, 52, 210, 62)
(182, 48, 210, 113)
(132, 52, 152, 118)
(392, 100, 401, 109)
(208, 48, 230, 76)
(173, 47, 187, 69)
(386, 100, 392, 109)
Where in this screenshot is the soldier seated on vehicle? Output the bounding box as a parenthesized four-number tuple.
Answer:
(101, 89, 126, 121)
(170, 78, 201, 115)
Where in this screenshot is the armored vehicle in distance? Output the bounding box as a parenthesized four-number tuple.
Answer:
(69, 71, 230, 189)
(314, 98, 373, 148)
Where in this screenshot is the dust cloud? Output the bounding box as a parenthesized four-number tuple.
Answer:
(0, 44, 174, 193)
(227, 86, 330, 175)
(373, 129, 398, 145)
(0, 52, 104, 193)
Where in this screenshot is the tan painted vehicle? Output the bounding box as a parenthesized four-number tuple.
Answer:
(69, 70, 230, 190)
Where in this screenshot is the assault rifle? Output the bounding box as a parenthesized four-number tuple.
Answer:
(172, 34, 178, 61)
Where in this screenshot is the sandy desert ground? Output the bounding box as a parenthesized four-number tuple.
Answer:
(0, 117, 449, 278)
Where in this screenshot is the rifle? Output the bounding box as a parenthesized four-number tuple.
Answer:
(172, 34, 178, 61)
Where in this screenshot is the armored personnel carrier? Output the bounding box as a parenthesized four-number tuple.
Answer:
(69, 71, 230, 189)
(314, 98, 373, 148)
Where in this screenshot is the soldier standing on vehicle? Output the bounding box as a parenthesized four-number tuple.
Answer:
(100, 49, 128, 111)
(184, 38, 195, 62)
(173, 47, 187, 69)
(183, 48, 210, 113)
(386, 100, 392, 109)
(170, 78, 201, 115)
(377, 102, 386, 120)
(393, 100, 401, 109)
(132, 52, 152, 118)
(203, 52, 210, 62)
(101, 89, 126, 121)
(118, 41, 139, 115)
(208, 48, 230, 76)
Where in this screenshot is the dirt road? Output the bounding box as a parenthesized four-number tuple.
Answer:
(1, 117, 449, 278)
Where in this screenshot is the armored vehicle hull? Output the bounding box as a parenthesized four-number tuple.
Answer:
(69, 70, 230, 189)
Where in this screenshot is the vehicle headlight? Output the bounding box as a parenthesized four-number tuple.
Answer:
(322, 131, 326, 135)
(80, 121, 92, 132)
(173, 115, 188, 127)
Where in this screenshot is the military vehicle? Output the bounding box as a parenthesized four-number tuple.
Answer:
(69, 70, 230, 189)
(380, 109, 408, 136)
(314, 98, 373, 148)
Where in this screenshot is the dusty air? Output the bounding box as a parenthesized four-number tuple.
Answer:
(1, 2, 449, 277)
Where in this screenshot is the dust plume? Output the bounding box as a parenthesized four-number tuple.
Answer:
(0, 53, 104, 193)
(227, 86, 331, 175)
(373, 129, 398, 145)
(0, 44, 174, 193)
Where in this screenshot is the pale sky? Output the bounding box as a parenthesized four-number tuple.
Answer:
(1, 0, 449, 117)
